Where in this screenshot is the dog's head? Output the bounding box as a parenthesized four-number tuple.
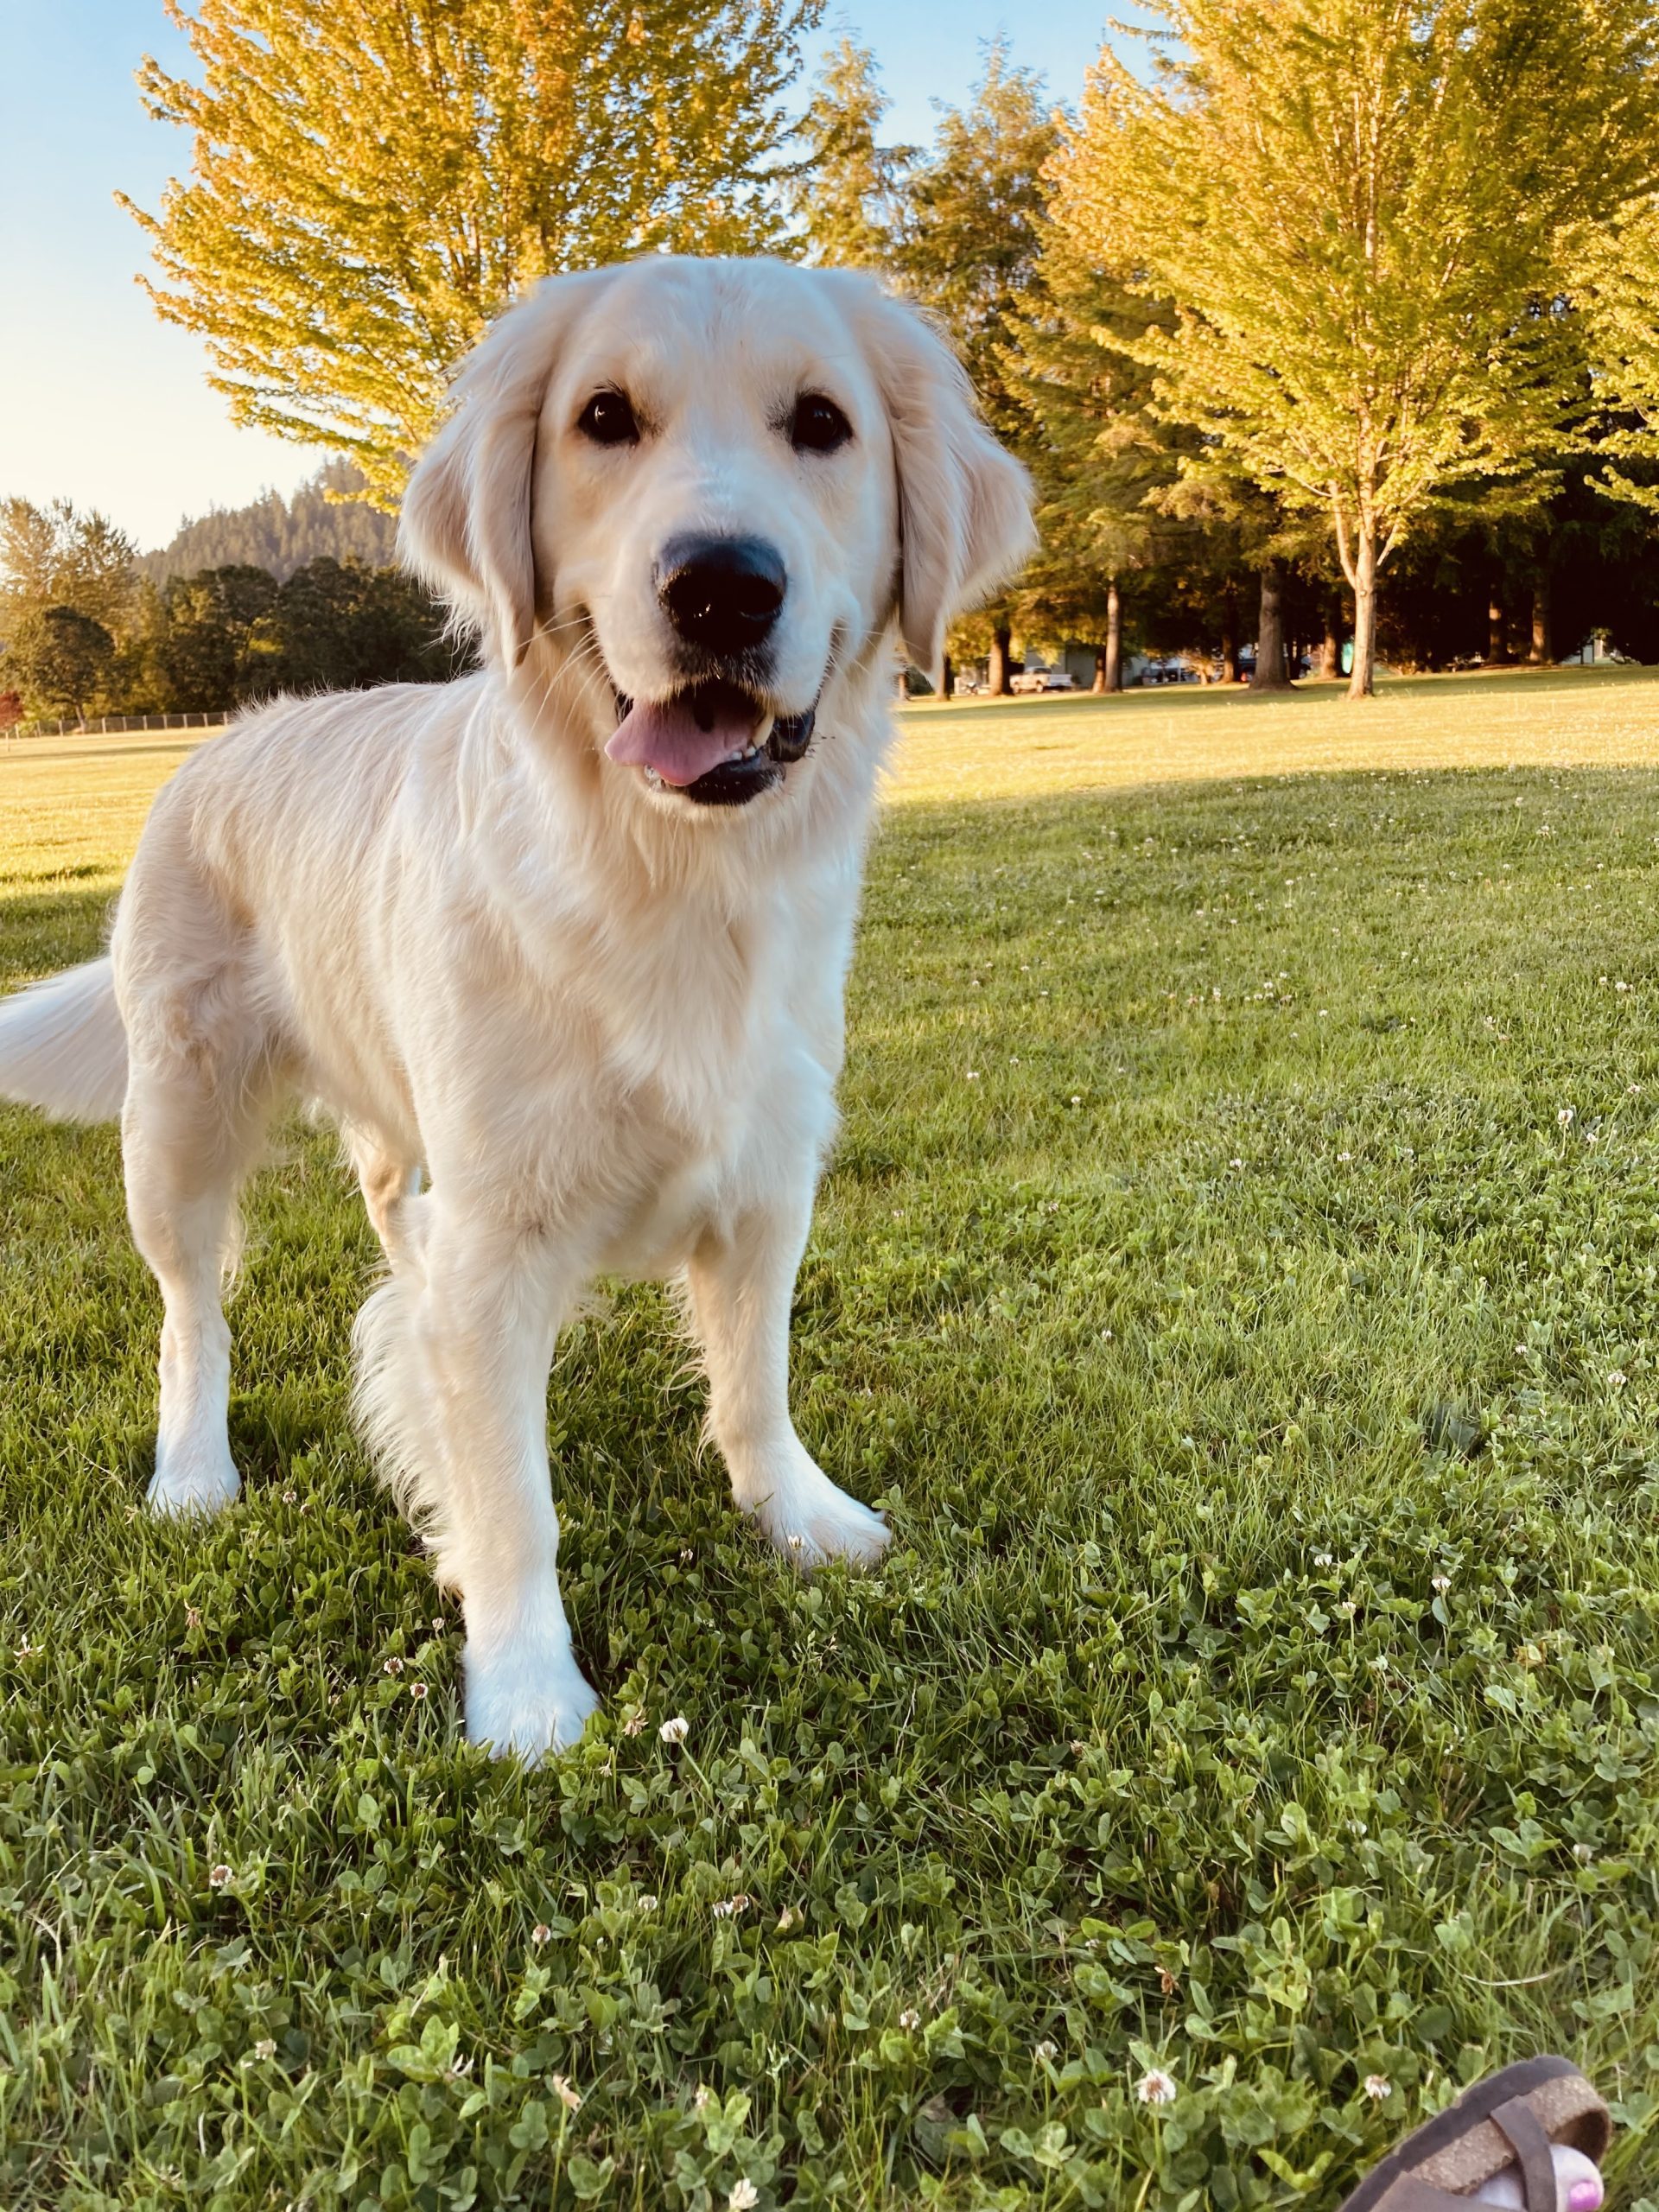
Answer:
(400, 256, 1033, 813)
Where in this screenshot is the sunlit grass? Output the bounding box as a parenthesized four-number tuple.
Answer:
(3, 676, 1659, 2208)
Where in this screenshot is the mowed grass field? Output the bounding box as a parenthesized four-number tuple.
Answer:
(4, 668, 1659, 2210)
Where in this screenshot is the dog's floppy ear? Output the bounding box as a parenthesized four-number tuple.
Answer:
(400, 268, 616, 669)
(833, 273, 1037, 684)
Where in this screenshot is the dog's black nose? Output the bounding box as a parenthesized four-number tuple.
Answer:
(658, 536, 785, 656)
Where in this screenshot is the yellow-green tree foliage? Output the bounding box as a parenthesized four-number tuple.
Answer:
(124, 0, 823, 506)
(1052, 0, 1659, 695)
(1, 497, 137, 639)
(1577, 195, 1659, 512)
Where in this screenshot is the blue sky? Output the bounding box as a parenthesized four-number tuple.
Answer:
(0, 1, 1118, 550)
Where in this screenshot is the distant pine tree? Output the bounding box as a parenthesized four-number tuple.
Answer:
(140, 462, 397, 586)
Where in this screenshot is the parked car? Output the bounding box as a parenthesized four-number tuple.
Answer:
(1010, 667, 1077, 694)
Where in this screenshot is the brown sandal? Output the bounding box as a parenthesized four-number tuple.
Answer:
(1338, 2056, 1611, 2211)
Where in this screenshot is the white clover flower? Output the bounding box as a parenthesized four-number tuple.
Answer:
(1608, 1370, 1627, 1389)
(1432, 1574, 1451, 1593)
(1034, 2039, 1058, 2063)
(531, 1923, 551, 1947)
(552, 2073, 582, 2113)
(1136, 2067, 1178, 2107)
(728, 2182, 760, 2211)
(1364, 2075, 1391, 2101)
(209, 1864, 233, 1889)
(658, 1714, 690, 1745)
(899, 2007, 921, 2030)
(1558, 1107, 1575, 1127)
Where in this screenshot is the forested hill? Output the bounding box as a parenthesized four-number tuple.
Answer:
(139, 461, 397, 585)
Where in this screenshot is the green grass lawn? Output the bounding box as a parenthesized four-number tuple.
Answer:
(5, 675, 1659, 2209)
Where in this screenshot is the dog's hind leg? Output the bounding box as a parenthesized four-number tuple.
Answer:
(685, 1198, 891, 1569)
(345, 1123, 425, 1273)
(123, 1038, 276, 1518)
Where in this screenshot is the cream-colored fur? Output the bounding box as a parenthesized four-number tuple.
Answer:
(0, 255, 1033, 1758)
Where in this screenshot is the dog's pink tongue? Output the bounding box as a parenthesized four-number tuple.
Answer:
(606, 696, 760, 787)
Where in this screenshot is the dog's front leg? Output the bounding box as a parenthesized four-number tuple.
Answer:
(685, 1200, 890, 1569)
(355, 1212, 599, 1759)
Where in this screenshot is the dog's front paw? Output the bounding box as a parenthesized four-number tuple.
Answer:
(747, 1457, 891, 1571)
(463, 1637, 601, 1764)
(147, 1447, 241, 1518)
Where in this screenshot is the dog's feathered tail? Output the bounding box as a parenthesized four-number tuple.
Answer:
(0, 958, 128, 1122)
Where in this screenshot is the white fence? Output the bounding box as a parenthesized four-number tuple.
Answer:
(3, 710, 227, 746)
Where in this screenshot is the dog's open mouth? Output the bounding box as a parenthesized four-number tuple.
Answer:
(605, 679, 816, 808)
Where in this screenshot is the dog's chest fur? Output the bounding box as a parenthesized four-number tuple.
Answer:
(467, 793, 854, 1274)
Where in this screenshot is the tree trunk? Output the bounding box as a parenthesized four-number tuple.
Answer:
(1319, 595, 1343, 680)
(1529, 575, 1552, 666)
(1347, 530, 1378, 700)
(1487, 589, 1508, 666)
(988, 624, 1013, 697)
(1250, 562, 1292, 690)
(1219, 586, 1239, 683)
(941, 652, 954, 700)
(1103, 578, 1122, 692)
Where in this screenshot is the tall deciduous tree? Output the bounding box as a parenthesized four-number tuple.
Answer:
(0, 497, 137, 639)
(895, 41, 1057, 690)
(786, 37, 912, 266)
(124, 0, 823, 507)
(1, 607, 117, 723)
(152, 564, 281, 710)
(1053, 0, 1659, 696)
(1009, 221, 1173, 690)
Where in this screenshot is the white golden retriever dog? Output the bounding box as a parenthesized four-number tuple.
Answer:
(0, 256, 1033, 1758)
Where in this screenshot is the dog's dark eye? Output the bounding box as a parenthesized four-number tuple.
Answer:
(577, 389, 640, 447)
(790, 393, 853, 454)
